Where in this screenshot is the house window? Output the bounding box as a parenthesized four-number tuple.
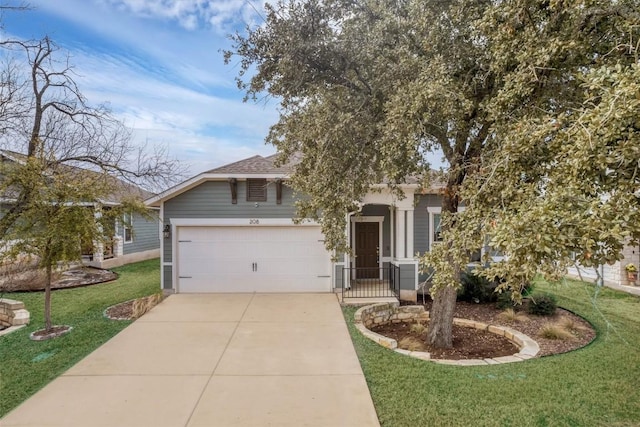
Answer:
(433, 213, 442, 243)
(246, 179, 267, 202)
(428, 208, 443, 249)
(123, 212, 133, 243)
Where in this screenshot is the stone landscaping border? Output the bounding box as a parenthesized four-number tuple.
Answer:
(29, 326, 73, 341)
(0, 298, 30, 338)
(354, 302, 540, 366)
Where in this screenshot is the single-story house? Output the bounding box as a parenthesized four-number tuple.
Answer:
(0, 149, 160, 269)
(147, 153, 639, 297)
(145, 153, 452, 301)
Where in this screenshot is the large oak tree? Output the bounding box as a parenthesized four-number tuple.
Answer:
(452, 2, 640, 295)
(226, 0, 639, 347)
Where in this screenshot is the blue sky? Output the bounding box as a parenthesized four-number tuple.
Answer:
(3, 0, 278, 176)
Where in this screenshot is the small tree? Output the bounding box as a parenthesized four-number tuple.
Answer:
(0, 36, 178, 237)
(3, 156, 139, 332)
(0, 34, 180, 335)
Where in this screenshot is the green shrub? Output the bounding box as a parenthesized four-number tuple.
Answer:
(495, 291, 516, 310)
(527, 293, 558, 316)
(458, 272, 498, 303)
(494, 283, 533, 310)
(522, 283, 535, 297)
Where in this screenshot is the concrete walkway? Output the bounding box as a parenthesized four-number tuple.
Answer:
(2, 294, 380, 427)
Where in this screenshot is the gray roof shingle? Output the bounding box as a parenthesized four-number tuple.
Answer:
(206, 152, 444, 188)
(206, 153, 301, 174)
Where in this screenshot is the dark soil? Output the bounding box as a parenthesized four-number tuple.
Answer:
(105, 300, 135, 320)
(370, 300, 595, 359)
(104, 294, 164, 321)
(373, 321, 518, 359)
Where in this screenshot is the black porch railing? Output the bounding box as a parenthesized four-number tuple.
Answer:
(341, 265, 400, 301)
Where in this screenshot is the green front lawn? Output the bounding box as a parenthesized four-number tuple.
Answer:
(0, 259, 161, 417)
(344, 279, 640, 427)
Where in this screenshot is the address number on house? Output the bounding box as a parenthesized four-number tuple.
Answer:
(249, 219, 260, 225)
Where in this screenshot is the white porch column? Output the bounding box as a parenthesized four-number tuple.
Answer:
(389, 206, 395, 259)
(406, 208, 414, 259)
(395, 208, 406, 259)
(344, 212, 352, 265)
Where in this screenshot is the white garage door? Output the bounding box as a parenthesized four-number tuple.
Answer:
(176, 226, 332, 293)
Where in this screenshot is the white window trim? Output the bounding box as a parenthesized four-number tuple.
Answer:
(123, 213, 133, 244)
(429, 207, 442, 249)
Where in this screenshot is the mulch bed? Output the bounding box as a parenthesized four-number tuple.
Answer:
(29, 325, 73, 341)
(104, 300, 136, 320)
(370, 300, 595, 360)
(373, 321, 518, 359)
(0, 267, 118, 292)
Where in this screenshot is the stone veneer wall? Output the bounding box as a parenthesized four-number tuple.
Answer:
(355, 302, 426, 331)
(0, 298, 30, 328)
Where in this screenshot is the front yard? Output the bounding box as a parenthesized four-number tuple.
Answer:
(2, 261, 639, 425)
(0, 259, 160, 417)
(344, 278, 640, 426)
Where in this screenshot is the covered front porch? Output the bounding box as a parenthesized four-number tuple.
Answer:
(334, 186, 421, 303)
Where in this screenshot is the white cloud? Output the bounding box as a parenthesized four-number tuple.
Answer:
(130, 128, 274, 175)
(4, 0, 280, 178)
(100, 0, 265, 32)
(69, 47, 279, 174)
(31, 0, 241, 89)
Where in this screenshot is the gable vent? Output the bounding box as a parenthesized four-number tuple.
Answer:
(246, 178, 267, 202)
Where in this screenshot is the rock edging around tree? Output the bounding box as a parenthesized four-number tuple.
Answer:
(29, 325, 73, 341)
(354, 302, 540, 366)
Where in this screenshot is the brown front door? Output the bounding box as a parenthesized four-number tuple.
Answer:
(355, 222, 379, 279)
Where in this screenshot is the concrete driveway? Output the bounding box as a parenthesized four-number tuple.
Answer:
(2, 293, 380, 427)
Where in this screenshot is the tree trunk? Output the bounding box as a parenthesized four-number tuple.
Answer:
(426, 171, 463, 348)
(426, 284, 457, 347)
(44, 263, 52, 331)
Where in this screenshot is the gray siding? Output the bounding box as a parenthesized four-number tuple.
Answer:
(414, 194, 442, 255)
(414, 194, 442, 282)
(163, 180, 299, 263)
(163, 265, 173, 289)
(398, 263, 416, 290)
(122, 211, 160, 255)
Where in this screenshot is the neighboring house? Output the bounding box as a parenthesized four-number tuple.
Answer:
(146, 153, 452, 301)
(566, 243, 640, 288)
(0, 149, 160, 269)
(84, 208, 160, 269)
